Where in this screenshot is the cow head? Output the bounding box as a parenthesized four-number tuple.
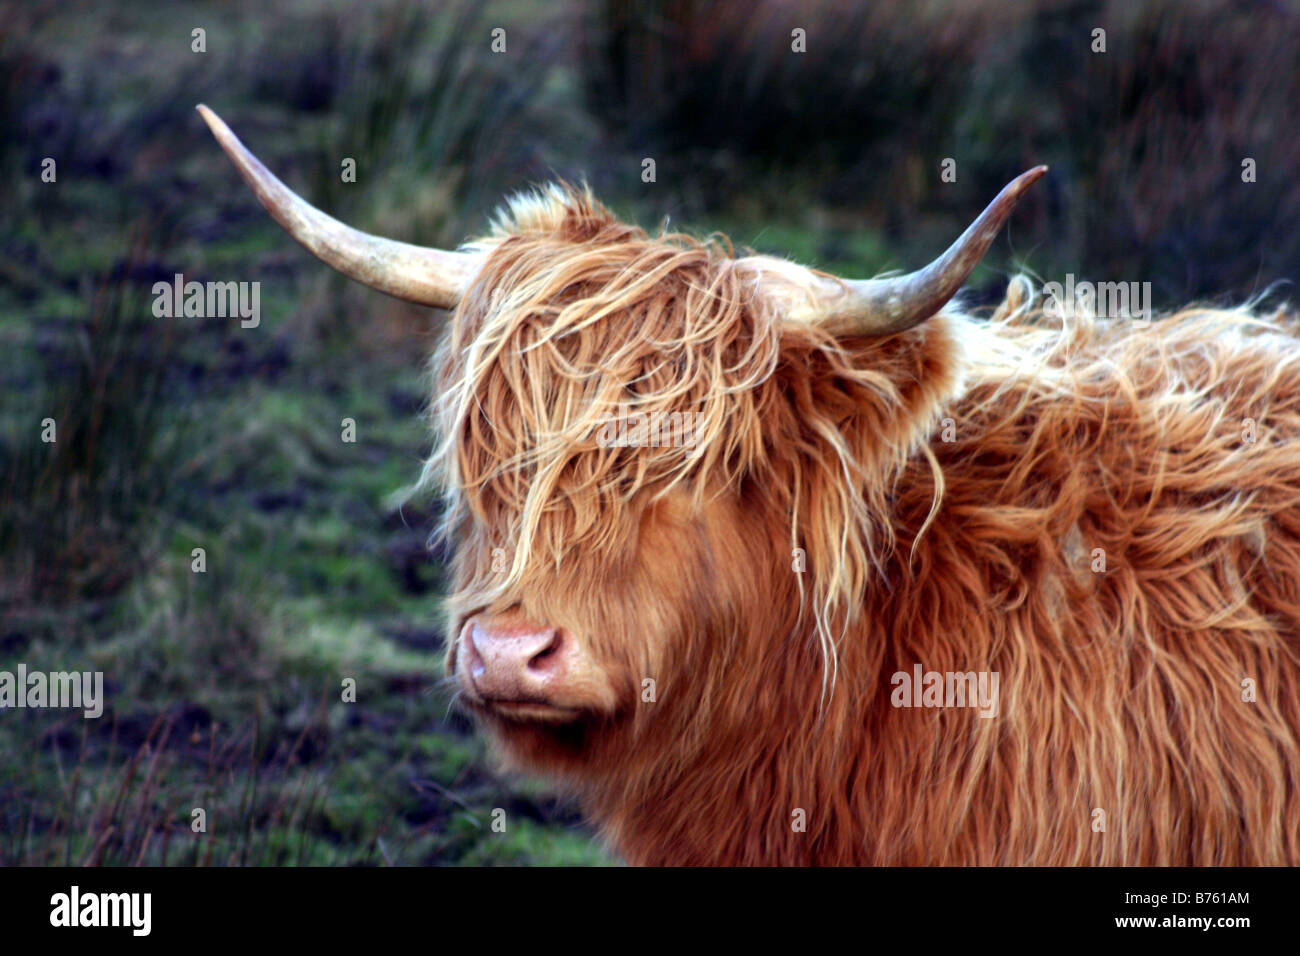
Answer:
(199, 105, 1043, 781)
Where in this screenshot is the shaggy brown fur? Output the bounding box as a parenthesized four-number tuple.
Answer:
(430, 183, 1300, 865)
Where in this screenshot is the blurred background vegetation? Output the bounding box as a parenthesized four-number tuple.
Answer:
(1, 0, 1296, 865)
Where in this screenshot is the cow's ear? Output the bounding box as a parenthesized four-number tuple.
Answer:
(773, 314, 965, 467)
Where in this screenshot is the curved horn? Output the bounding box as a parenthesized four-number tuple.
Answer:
(197, 104, 477, 309)
(753, 166, 1048, 334)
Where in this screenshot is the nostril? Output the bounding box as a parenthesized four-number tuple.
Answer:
(527, 630, 564, 673)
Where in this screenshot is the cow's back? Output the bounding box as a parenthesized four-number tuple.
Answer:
(873, 308, 1300, 864)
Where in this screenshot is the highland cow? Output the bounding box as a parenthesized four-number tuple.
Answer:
(201, 105, 1300, 865)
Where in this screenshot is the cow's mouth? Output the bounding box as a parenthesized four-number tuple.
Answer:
(479, 698, 583, 724)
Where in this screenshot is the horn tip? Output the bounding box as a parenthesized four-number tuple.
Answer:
(1019, 165, 1049, 186)
(1001, 165, 1048, 201)
(195, 104, 227, 138)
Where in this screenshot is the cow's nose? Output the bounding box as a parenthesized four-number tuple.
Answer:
(462, 618, 569, 703)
